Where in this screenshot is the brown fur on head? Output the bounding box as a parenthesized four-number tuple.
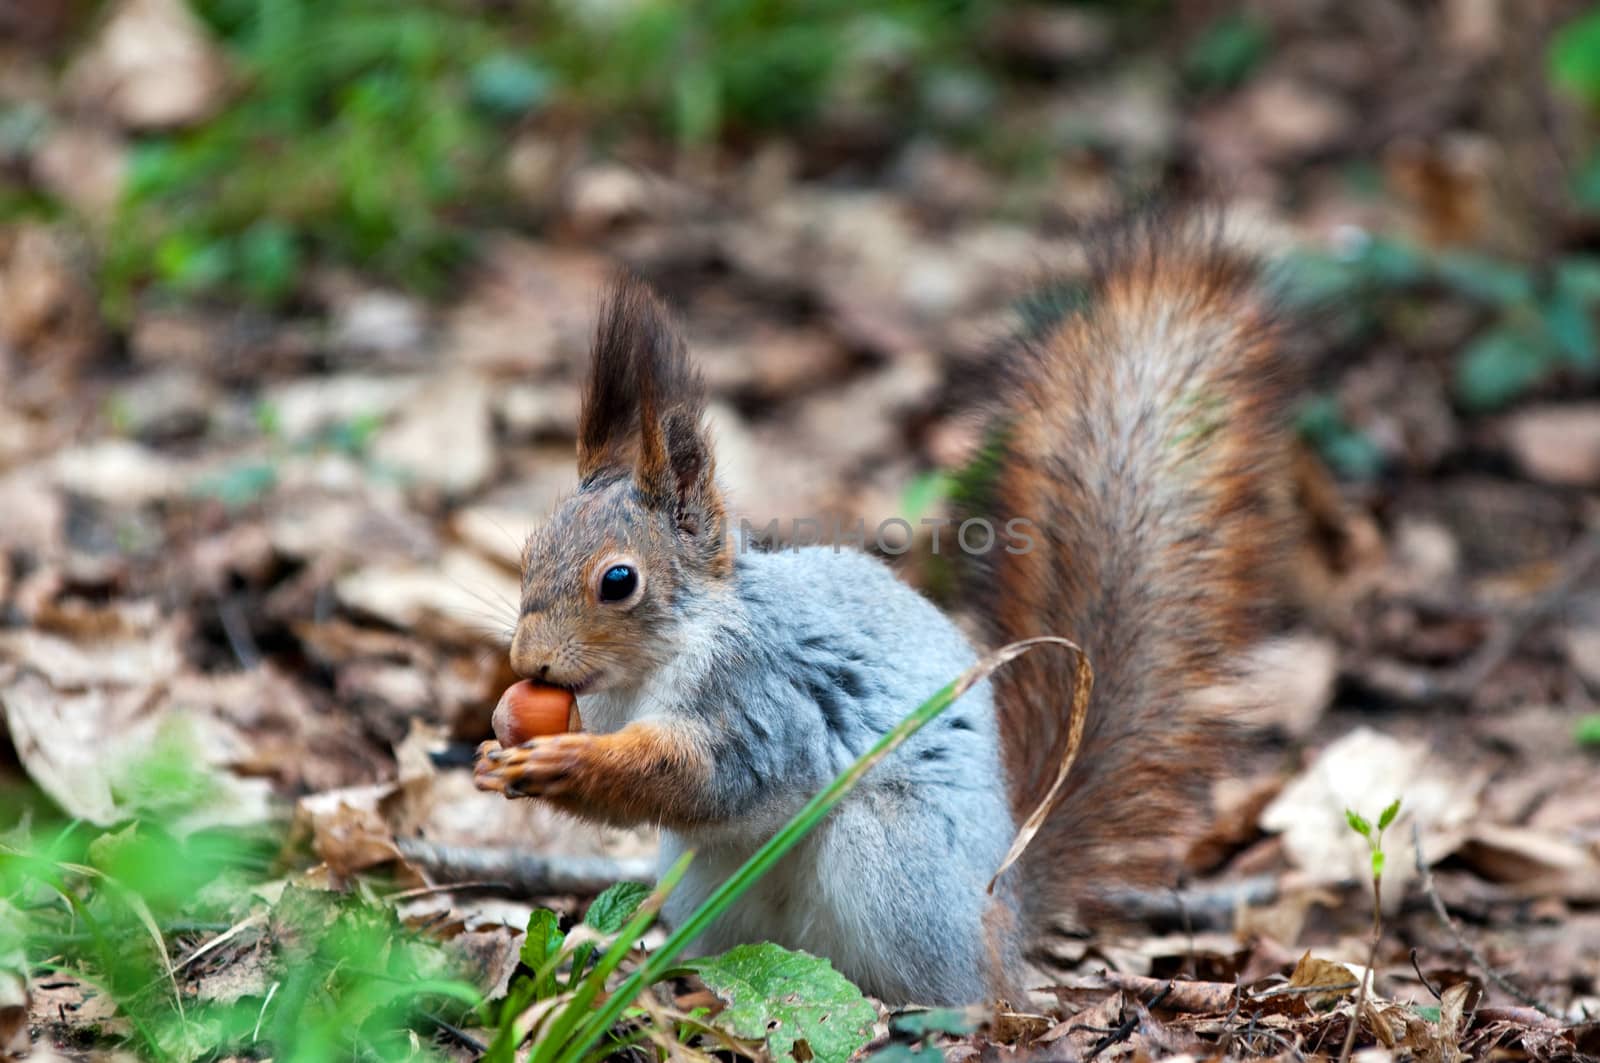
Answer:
(512, 275, 729, 692)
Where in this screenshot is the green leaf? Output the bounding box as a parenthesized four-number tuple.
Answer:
(1550, 9, 1600, 106)
(192, 462, 278, 509)
(237, 221, 298, 303)
(1434, 252, 1534, 306)
(1556, 256, 1600, 304)
(900, 472, 952, 524)
(520, 909, 564, 995)
(1273, 251, 1361, 307)
(689, 943, 877, 1063)
(1573, 151, 1600, 212)
(1321, 431, 1385, 481)
(1455, 326, 1554, 411)
(566, 879, 649, 992)
(1356, 237, 1428, 288)
(1576, 713, 1600, 749)
(1345, 809, 1372, 839)
(583, 882, 652, 934)
(154, 231, 233, 294)
(867, 1046, 935, 1063)
(1184, 13, 1269, 91)
(673, 63, 722, 146)
(470, 53, 553, 116)
(890, 1007, 979, 1038)
(1541, 287, 1598, 371)
(1377, 798, 1401, 831)
(1371, 848, 1386, 879)
(1295, 394, 1343, 439)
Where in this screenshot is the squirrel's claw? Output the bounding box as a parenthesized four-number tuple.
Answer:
(473, 733, 590, 799)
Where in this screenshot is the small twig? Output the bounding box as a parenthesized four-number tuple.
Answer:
(217, 595, 262, 670)
(1409, 948, 1443, 1002)
(1250, 981, 1360, 1000)
(1215, 977, 1244, 1059)
(395, 839, 655, 897)
(252, 981, 279, 1042)
(1449, 531, 1600, 693)
(1096, 874, 1279, 929)
(173, 912, 267, 974)
(1086, 982, 1172, 1060)
(1071, 972, 1235, 1014)
(1351, 531, 1600, 703)
(1411, 824, 1563, 1019)
(1175, 876, 1196, 979)
(1473, 1005, 1567, 1030)
(383, 879, 509, 902)
(422, 1011, 488, 1054)
(1252, 1027, 1308, 1062)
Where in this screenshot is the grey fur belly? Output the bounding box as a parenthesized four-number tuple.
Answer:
(658, 788, 1011, 1005)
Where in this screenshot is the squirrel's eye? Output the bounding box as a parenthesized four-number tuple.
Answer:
(598, 564, 638, 603)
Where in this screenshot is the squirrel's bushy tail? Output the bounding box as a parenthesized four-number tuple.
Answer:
(971, 214, 1295, 934)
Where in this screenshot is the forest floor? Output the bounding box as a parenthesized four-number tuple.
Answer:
(2, 0, 1599, 1060)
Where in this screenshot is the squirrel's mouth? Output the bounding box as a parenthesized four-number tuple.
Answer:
(551, 674, 600, 697)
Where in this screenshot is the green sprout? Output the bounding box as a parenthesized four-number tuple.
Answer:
(1339, 796, 1401, 1063)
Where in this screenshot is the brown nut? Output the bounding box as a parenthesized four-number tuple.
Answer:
(492, 680, 577, 746)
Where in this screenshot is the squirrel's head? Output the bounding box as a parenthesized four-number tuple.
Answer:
(511, 276, 730, 694)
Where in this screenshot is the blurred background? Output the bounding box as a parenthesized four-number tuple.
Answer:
(2, 0, 1600, 1057)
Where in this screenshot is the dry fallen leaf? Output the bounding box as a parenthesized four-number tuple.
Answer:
(1457, 824, 1600, 900)
(66, 0, 229, 130)
(1203, 632, 1337, 738)
(1286, 949, 1361, 1009)
(336, 548, 520, 648)
(1258, 727, 1483, 899)
(0, 632, 273, 829)
(0, 919, 28, 1063)
(295, 783, 407, 877)
(1504, 405, 1600, 487)
(373, 373, 496, 496)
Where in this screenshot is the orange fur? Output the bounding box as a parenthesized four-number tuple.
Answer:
(966, 216, 1295, 931)
(475, 721, 718, 830)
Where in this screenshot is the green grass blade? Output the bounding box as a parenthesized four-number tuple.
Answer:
(529, 852, 691, 1063)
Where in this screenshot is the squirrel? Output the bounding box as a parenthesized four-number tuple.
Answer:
(473, 215, 1294, 1005)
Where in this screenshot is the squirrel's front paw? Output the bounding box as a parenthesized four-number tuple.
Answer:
(474, 734, 591, 798)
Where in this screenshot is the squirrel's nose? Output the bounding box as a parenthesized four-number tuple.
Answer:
(509, 619, 568, 681)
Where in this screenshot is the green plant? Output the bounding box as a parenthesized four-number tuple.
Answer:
(1184, 12, 1270, 92)
(528, 0, 983, 147)
(2, 757, 480, 1063)
(686, 943, 877, 1061)
(93, 0, 998, 311)
(1550, 8, 1600, 107)
(102, 0, 531, 314)
(869, 1006, 979, 1061)
(1278, 236, 1600, 412)
(8, 634, 1063, 1061)
(1550, 10, 1600, 212)
(1296, 395, 1384, 481)
(1339, 797, 1401, 1063)
(1576, 713, 1600, 749)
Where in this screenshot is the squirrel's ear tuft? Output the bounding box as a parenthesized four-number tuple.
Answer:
(581, 275, 725, 557)
(579, 274, 679, 479)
